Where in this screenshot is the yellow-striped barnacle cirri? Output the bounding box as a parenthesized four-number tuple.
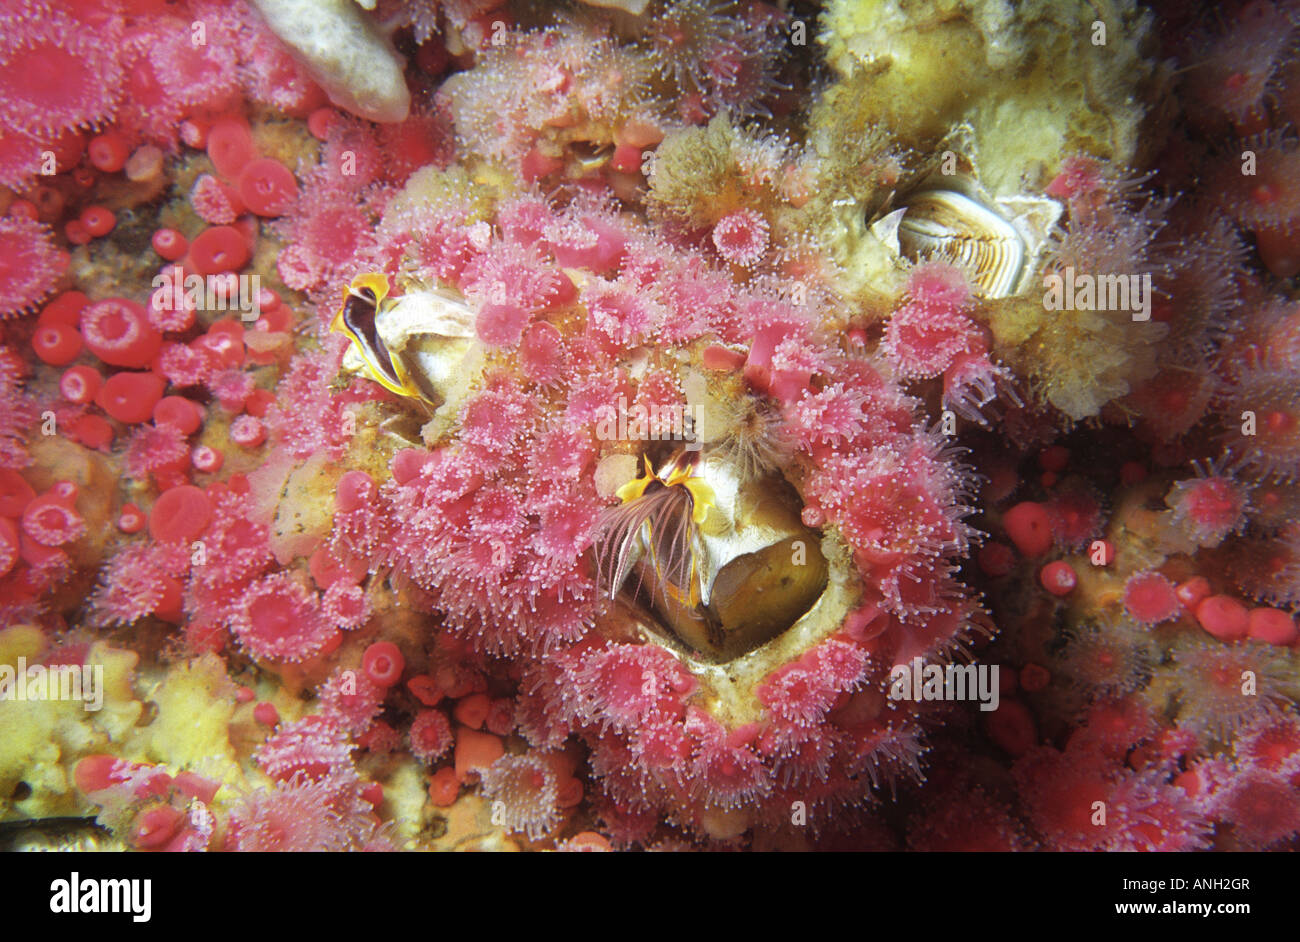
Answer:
(332, 272, 484, 423)
(596, 446, 829, 663)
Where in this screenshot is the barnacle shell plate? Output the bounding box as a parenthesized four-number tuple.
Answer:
(249, 0, 410, 123)
(871, 177, 1061, 299)
(374, 286, 480, 404)
(617, 450, 832, 669)
(622, 528, 858, 727)
(339, 284, 484, 421)
(657, 454, 829, 662)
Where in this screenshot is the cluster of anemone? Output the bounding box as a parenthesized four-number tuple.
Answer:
(0, 217, 67, 317)
(1182, 0, 1299, 135)
(269, 107, 994, 838)
(1011, 730, 1214, 852)
(0, 1, 323, 318)
(995, 160, 1174, 423)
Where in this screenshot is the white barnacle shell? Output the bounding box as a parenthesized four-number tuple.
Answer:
(607, 449, 829, 664)
(375, 286, 483, 420)
(870, 170, 1061, 300)
(249, 0, 409, 123)
(896, 189, 1025, 298)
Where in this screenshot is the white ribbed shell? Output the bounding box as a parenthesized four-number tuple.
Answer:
(894, 189, 1027, 299)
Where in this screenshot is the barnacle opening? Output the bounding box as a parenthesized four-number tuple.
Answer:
(332, 273, 483, 429)
(596, 445, 829, 663)
(866, 157, 1061, 300)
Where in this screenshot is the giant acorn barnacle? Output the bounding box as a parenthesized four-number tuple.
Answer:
(596, 447, 829, 662)
(867, 144, 1061, 300)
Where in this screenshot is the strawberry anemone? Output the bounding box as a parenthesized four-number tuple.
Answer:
(315, 180, 988, 842)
